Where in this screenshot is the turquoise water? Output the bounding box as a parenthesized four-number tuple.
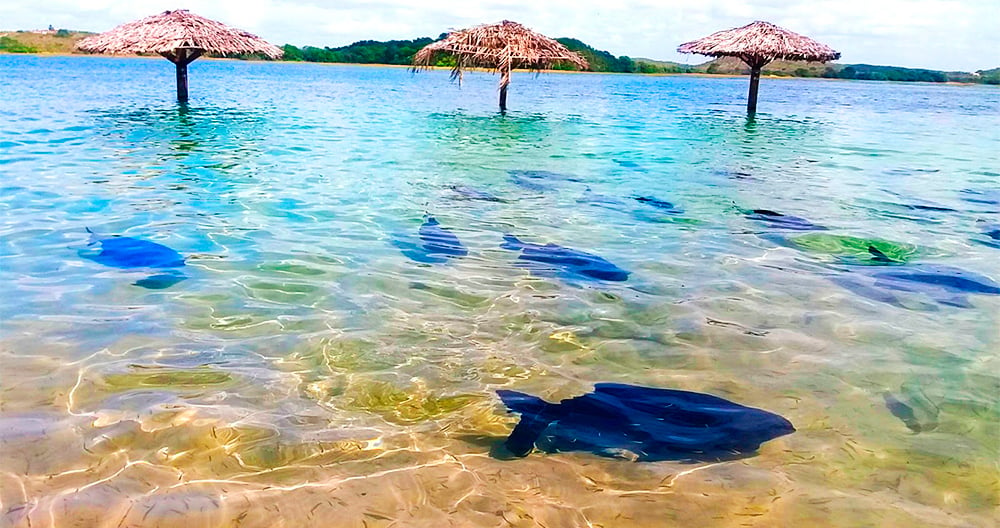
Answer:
(1, 54, 998, 527)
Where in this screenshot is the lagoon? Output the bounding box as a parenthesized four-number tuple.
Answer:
(1, 54, 998, 527)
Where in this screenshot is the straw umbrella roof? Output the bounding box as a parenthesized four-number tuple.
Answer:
(412, 20, 588, 79)
(677, 21, 839, 67)
(76, 9, 282, 59)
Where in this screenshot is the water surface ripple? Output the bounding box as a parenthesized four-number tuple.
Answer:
(1, 55, 998, 527)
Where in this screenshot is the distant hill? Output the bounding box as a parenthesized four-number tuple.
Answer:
(554, 38, 634, 73)
(3, 28, 997, 84)
(0, 29, 92, 53)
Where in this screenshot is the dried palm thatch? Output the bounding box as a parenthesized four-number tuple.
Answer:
(412, 20, 588, 112)
(75, 9, 283, 58)
(76, 9, 283, 101)
(678, 21, 840, 113)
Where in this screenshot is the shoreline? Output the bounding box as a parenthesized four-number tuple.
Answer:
(0, 51, 988, 85)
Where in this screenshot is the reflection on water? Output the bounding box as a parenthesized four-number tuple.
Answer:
(1, 55, 999, 527)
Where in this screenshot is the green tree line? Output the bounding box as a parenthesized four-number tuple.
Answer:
(821, 64, 948, 82)
(2, 29, 997, 84)
(280, 36, 440, 66)
(553, 38, 635, 73)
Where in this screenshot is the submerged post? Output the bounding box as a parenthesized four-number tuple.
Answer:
(499, 85, 508, 113)
(163, 48, 203, 102)
(176, 60, 189, 101)
(747, 66, 761, 115)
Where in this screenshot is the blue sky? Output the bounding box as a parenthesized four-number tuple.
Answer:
(3, 0, 998, 71)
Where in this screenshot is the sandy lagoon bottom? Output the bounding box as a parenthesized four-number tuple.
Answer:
(2, 277, 997, 528)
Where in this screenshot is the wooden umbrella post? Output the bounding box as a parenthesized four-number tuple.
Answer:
(678, 22, 840, 116)
(75, 10, 284, 102)
(163, 48, 204, 102)
(499, 63, 511, 114)
(410, 21, 588, 113)
(744, 56, 769, 115)
(747, 66, 761, 114)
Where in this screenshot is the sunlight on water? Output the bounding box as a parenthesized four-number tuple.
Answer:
(1, 55, 998, 527)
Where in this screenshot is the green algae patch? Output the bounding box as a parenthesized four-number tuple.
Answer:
(104, 367, 235, 390)
(789, 234, 919, 263)
(340, 380, 482, 424)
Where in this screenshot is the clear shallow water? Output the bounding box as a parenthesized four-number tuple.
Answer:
(1, 54, 998, 527)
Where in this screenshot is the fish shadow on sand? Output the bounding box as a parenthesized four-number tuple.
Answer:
(634, 196, 684, 215)
(491, 384, 795, 462)
(883, 383, 940, 434)
(79, 228, 187, 289)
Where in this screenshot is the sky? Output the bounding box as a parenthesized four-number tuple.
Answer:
(3, 0, 998, 71)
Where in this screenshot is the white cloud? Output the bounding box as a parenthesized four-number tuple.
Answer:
(1, 0, 997, 70)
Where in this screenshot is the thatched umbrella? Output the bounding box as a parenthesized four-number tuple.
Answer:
(412, 21, 588, 113)
(678, 21, 840, 114)
(76, 9, 283, 102)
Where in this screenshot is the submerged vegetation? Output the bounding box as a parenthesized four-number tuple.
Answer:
(2, 28, 997, 83)
(789, 234, 921, 263)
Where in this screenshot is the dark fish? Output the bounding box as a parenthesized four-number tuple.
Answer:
(960, 189, 1000, 206)
(634, 196, 683, 214)
(746, 209, 827, 231)
(831, 275, 912, 309)
(133, 272, 187, 289)
(450, 185, 504, 202)
(874, 192, 959, 222)
(867, 245, 901, 264)
(959, 189, 1000, 212)
(501, 234, 629, 282)
(897, 202, 957, 213)
(396, 217, 468, 264)
(883, 393, 923, 433)
(613, 159, 646, 171)
(80, 228, 185, 269)
(578, 188, 625, 208)
(836, 263, 1000, 308)
(884, 168, 940, 176)
(510, 174, 554, 192)
(972, 223, 1000, 249)
(881, 191, 954, 210)
(508, 169, 582, 182)
(496, 384, 795, 461)
(870, 265, 1000, 296)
